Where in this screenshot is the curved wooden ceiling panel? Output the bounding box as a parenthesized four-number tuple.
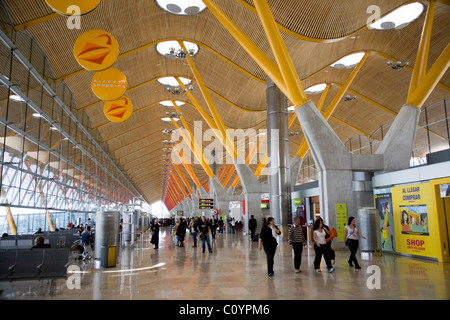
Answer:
(2, 0, 449, 205)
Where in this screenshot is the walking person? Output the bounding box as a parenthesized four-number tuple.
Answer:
(218, 217, 224, 234)
(313, 219, 335, 273)
(151, 219, 160, 249)
(344, 216, 366, 269)
(249, 215, 257, 240)
(259, 217, 281, 277)
(197, 216, 212, 253)
(211, 218, 217, 240)
(177, 218, 187, 247)
(190, 217, 198, 247)
(288, 216, 306, 273)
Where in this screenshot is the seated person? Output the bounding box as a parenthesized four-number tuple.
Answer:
(71, 239, 85, 259)
(31, 236, 52, 249)
(81, 226, 91, 246)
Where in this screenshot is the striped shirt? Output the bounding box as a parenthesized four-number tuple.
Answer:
(288, 224, 305, 244)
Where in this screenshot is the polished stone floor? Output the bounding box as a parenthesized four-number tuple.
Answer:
(1, 227, 450, 300)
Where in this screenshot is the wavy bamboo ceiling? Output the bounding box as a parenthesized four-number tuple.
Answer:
(2, 0, 449, 205)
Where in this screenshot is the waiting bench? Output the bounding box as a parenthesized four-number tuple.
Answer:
(0, 249, 70, 292)
(0, 232, 81, 250)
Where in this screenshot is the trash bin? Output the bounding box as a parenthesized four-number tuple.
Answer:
(101, 245, 116, 268)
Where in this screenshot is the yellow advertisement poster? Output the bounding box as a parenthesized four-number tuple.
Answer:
(45, 0, 101, 15)
(335, 203, 347, 242)
(103, 96, 133, 123)
(91, 68, 127, 101)
(391, 183, 439, 259)
(74, 29, 119, 71)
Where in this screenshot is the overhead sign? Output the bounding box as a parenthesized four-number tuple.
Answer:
(199, 198, 214, 209)
(74, 29, 119, 71)
(45, 0, 102, 15)
(91, 68, 127, 101)
(103, 96, 133, 123)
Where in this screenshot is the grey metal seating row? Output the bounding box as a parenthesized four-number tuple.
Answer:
(0, 249, 70, 282)
(0, 232, 81, 250)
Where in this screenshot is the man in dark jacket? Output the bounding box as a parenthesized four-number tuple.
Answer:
(249, 215, 257, 240)
(176, 218, 187, 247)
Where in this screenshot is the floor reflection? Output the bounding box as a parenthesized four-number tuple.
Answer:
(1, 227, 449, 300)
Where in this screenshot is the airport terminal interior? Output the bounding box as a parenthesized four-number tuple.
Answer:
(0, 0, 449, 301)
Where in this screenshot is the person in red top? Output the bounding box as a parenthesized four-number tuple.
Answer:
(67, 220, 74, 229)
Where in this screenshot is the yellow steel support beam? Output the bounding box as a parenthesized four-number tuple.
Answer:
(218, 164, 231, 181)
(175, 78, 220, 132)
(171, 171, 188, 198)
(1, 187, 17, 235)
(293, 55, 368, 159)
(173, 163, 194, 195)
(322, 52, 369, 119)
(405, 0, 450, 109)
(408, 0, 436, 99)
(172, 142, 203, 188)
(231, 133, 266, 188)
(178, 41, 238, 160)
(170, 102, 215, 179)
(222, 163, 236, 187)
(254, 152, 269, 178)
(202, 0, 290, 98)
(407, 44, 450, 109)
(317, 84, 330, 112)
(253, 0, 309, 107)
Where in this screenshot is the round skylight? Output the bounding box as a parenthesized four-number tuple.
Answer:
(331, 52, 365, 69)
(161, 117, 179, 122)
(368, 2, 425, 30)
(159, 100, 185, 108)
(155, 0, 206, 16)
(305, 83, 327, 94)
(157, 76, 191, 87)
(156, 40, 199, 59)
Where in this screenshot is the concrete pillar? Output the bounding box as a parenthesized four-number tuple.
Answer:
(210, 175, 231, 218)
(294, 100, 354, 230)
(267, 77, 291, 237)
(290, 155, 302, 190)
(233, 156, 262, 235)
(293, 99, 420, 241)
(375, 105, 420, 172)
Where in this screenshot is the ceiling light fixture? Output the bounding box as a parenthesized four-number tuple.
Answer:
(162, 140, 176, 146)
(155, 0, 206, 16)
(162, 129, 175, 135)
(342, 95, 357, 102)
(387, 60, 409, 70)
(158, 76, 194, 95)
(156, 40, 199, 59)
(166, 111, 182, 117)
